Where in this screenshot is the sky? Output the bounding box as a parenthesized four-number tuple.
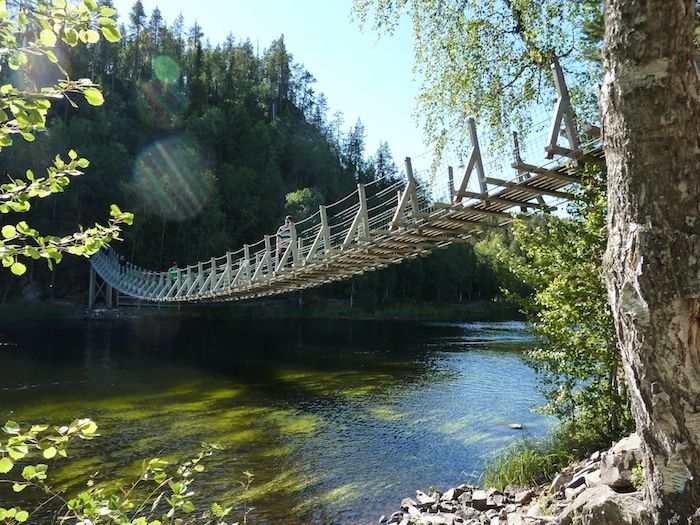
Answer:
(110, 0, 432, 173)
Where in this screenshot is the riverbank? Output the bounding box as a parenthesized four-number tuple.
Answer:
(0, 297, 521, 322)
(381, 433, 647, 525)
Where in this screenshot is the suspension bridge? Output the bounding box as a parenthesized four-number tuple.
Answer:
(88, 61, 603, 307)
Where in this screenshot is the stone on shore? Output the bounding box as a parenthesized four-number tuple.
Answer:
(380, 433, 646, 525)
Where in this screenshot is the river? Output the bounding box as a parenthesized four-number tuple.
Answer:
(0, 318, 551, 524)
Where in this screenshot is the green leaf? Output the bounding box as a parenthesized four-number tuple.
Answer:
(83, 0, 97, 11)
(84, 29, 99, 43)
(63, 28, 78, 46)
(39, 29, 56, 47)
(15, 510, 28, 523)
(43, 446, 57, 459)
(3, 420, 20, 434)
(10, 262, 26, 276)
(83, 88, 104, 106)
(101, 25, 121, 43)
(2, 225, 16, 238)
(68, 149, 77, 160)
(0, 457, 13, 473)
(12, 483, 27, 492)
(99, 6, 116, 16)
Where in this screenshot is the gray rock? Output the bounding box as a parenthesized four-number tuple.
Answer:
(564, 483, 586, 501)
(398, 519, 410, 525)
(514, 489, 534, 505)
(566, 474, 586, 491)
(583, 469, 601, 488)
(379, 515, 387, 523)
(507, 514, 526, 525)
(489, 517, 500, 525)
(456, 507, 481, 520)
(526, 503, 543, 517)
(550, 471, 574, 496)
(419, 514, 456, 525)
(612, 433, 640, 454)
(408, 505, 423, 518)
(554, 485, 649, 525)
(401, 497, 417, 510)
(440, 501, 458, 513)
(484, 509, 498, 520)
(459, 491, 473, 506)
(442, 488, 461, 501)
(472, 489, 488, 510)
(417, 490, 438, 506)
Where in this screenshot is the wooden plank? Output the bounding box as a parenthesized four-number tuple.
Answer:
(454, 191, 556, 211)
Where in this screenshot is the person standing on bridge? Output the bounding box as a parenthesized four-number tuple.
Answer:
(276, 215, 294, 262)
(169, 262, 179, 281)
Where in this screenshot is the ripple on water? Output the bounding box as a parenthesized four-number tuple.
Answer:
(0, 318, 551, 524)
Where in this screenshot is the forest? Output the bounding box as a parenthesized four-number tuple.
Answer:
(0, 0, 510, 308)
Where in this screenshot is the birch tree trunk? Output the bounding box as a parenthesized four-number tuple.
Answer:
(601, 0, 700, 522)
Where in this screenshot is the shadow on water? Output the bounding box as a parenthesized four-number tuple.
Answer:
(0, 318, 549, 524)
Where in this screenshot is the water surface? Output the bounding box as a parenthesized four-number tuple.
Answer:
(0, 318, 550, 523)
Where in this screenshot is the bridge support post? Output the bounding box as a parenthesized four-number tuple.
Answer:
(290, 224, 299, 266)
(546, 57, 580, 160)
(320, 205, 331, 253)
(454, 118, 487, 203)
(88, 265, 114, 310)
(343, 183, 371, 247)
(448, 166, 455, 199)
(357, 183, 370, 239)
(243, 244, 251, 282)
(389, 158, 420, 230)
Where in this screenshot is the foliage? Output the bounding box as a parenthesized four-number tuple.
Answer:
(492, 164, 632, 440)
(630, 463, 644, 491)
(0, 4, 513, 308)
(483, 421, 614, 490)
(285, 187, 324, 220)
(0, 418, 236, 525)
(353, 0, 600, 152)
(0, 0, 132, 276)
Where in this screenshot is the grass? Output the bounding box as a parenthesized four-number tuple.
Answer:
(483, 423, 619, 490)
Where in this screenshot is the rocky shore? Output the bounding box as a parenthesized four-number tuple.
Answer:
(379, 434, 649, 525)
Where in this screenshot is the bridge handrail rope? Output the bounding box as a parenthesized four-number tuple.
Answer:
(88, 56, 603, 307)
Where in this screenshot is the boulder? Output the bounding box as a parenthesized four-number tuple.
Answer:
(458, 491, 473, 506)
(550, 471, 574, 496)
(456, 507, 481, 521)
(401, 498, 417, 510)
(419, 514, 457, 525)
(507, 514, 527, 525)
(599, 451, 640, 490)
(471, 489, 488, 510)
(442, 488, 460, 501)
(554, 485, 648, 525)
(612, 433, 641, 454)
(515, 489, 534, 505)
(583, 469, 601, 488)
(564, 483, 586, 501)
(417, 490, 438, 506)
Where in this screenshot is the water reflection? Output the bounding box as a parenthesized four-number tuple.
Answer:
(0, 319, 549, 523)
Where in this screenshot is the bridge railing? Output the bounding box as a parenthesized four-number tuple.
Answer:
(90, 172, 421, 302)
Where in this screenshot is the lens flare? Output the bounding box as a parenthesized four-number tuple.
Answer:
(152, 55, 180, 85)
(136, 78, 186, 130)
(131, 136, 214, 222)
